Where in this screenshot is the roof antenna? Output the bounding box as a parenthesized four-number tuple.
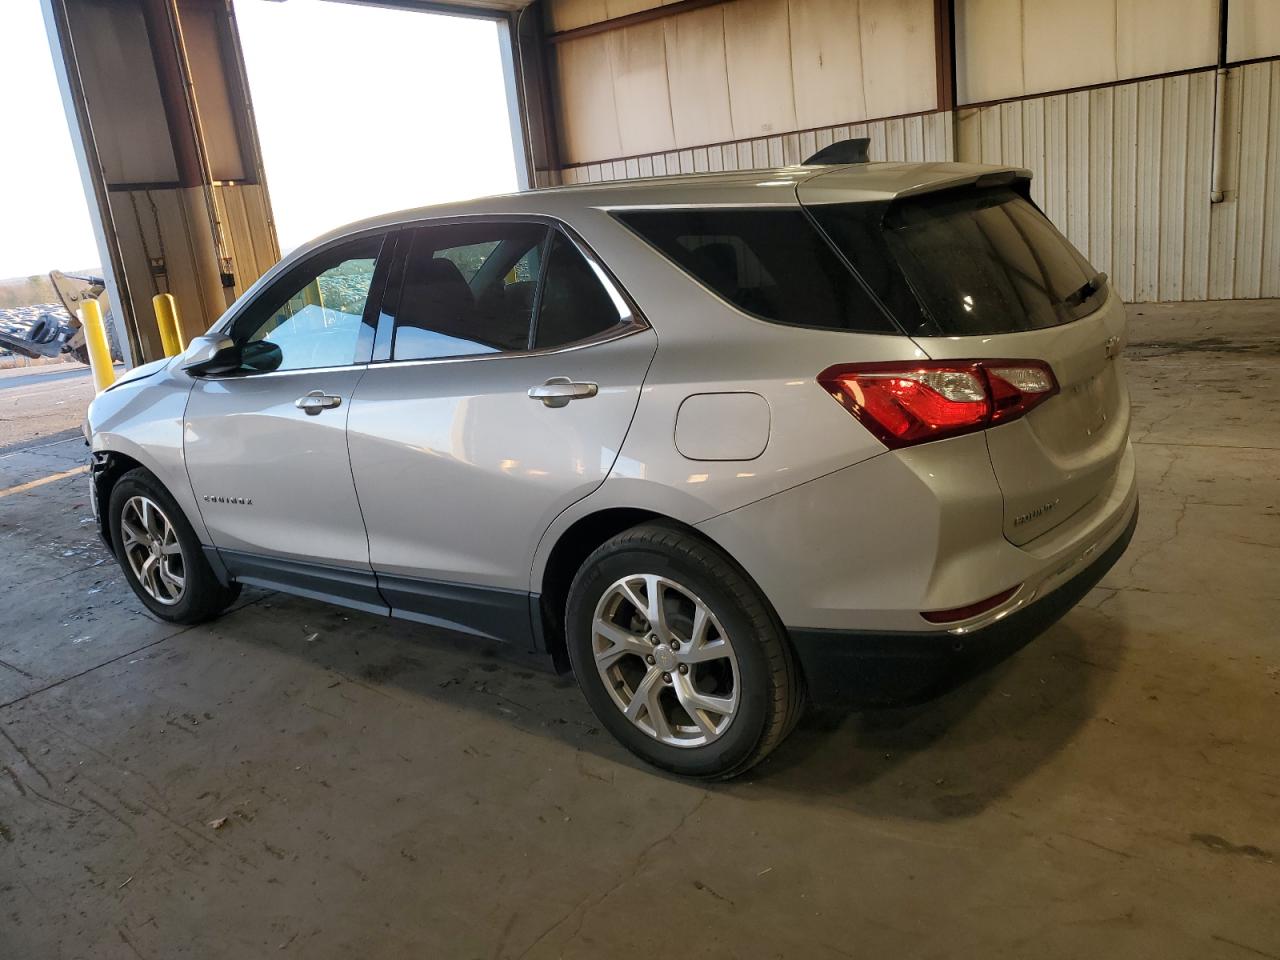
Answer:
(802, 137, 871, 165)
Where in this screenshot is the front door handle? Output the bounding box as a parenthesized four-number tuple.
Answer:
(295, 390, 343, 415)
(528, 377, 599, 408)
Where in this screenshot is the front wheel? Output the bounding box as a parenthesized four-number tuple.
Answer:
(565, 522, 803, 779)
(108, 468, 239, 624)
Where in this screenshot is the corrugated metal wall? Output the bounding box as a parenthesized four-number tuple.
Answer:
(560, 110, 955, 182)
(546, 1, 1280, 302)
(956, 62, 1280, 302)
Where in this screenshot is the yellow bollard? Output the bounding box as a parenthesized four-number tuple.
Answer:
(80, 299, 116, 393)
(152, 293, 185, 357)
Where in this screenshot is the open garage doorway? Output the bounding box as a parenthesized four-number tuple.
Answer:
(233, 0, 521, 255)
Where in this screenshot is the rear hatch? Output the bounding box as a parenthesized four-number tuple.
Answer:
(801, 173, 1130, 545)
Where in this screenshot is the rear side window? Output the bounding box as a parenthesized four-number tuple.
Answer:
(391, 222, 547, 361)
(533, 232, 629, 350)
(615, 208, 896, 334)
(812, 187, 1105, 337)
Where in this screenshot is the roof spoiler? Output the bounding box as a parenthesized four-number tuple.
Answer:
(802, 137, 870, 165)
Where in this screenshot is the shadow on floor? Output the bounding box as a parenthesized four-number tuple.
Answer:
(186, 584, 1126, 823)
(738, 608, 1127, 819)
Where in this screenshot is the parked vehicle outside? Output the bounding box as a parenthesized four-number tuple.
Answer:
(84, 158, 1138, 778)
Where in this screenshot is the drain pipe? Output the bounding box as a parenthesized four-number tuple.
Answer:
(1210, 0, 1230, 203)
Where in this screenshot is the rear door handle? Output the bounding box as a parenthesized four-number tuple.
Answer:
(295, 390, 343, 415)
(528, 377, 599, 408)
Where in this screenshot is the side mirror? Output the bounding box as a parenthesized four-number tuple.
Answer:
(182, 335, 241, 376)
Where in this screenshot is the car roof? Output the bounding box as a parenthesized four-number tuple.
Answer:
(232, 160, 1029, 331)
(312, 161, 1028, 246)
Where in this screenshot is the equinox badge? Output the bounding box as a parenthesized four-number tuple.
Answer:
(1014, 499, 1059, 526)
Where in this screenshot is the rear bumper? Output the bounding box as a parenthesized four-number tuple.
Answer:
(788, 498, 1138, 706)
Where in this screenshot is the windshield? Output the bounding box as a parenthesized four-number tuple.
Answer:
(810, 186, 1107, 337)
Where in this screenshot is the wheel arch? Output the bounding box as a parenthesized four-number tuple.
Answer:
(535, 506, 752, 673)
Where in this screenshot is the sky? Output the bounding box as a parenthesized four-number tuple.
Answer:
(0, 1, 100, 279)
(0, 0, 518, 280)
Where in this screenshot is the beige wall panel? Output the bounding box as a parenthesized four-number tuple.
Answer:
(1066, 92, 1090, 253)
(607, 0, 667, 18)
(799, 128, 818, 160)
(867, 120, 887, 160)
(608, 22, 677, 156)
(1111, 83, 1138, 300)
(789, 0, 867, 129)
(1000, 100, 1024, 166)
(980, 106, 1002, 163)
(1023, 0, 1117, 98)
(546, 0, 608, 33)
(106, 193, 162, 359)
(554, 35, 622, 164)
(859, 0, 937, 118)
(956, 107, 983, 161)
(1116, 0, 1216, 80)
(1023, 98, 1046, 209)
(1232, 62, 1271, 297)
(905, 114, 926, 160)
(1182, 70, 1214, 300)
(955, 0, 1024, 104)
(923, 110, 953, 160)
(883, 117, 904, 161)
(1042, 95, 1069, 230)
(1157, 74, 1189, 302)
(71, 1, 178, 185)
(1133, 80, 1162, 302)
(663, 6, 735, 147)
(1263, 65, 1280, 297)
(1227, 0, 1280, 62)
(784, 132, 803, 163)
(181, 6, 246, 182)
(216, 184, 278, 295)
(1207, 68, 1242, 300)
(1087, 86, 1114, 272)
(723, 0, 797, 137)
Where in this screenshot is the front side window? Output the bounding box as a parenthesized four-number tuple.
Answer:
(232, 235, 383, 372)
(391, 222, 548, 361)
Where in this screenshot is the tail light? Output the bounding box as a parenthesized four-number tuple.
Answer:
(818, 360, 1058, 448)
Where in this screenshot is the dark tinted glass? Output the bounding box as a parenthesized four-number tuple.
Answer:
(615, 208, 896, 334)
(533, 232, 627, 349)
(812, 187, 1105, 337)
(392, 222, 547, 360)
(233, 234, 383, 371)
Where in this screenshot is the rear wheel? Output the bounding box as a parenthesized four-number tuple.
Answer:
(566, 522, 803, 779)
(109, 468, 239, 624)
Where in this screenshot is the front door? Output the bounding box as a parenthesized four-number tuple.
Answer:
(346, 220, 656, 640)
(184, 232, 392, 610)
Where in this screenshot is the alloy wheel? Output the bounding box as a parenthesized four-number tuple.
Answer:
(120, 495, 185, 606)
(591, 573, 740, 748)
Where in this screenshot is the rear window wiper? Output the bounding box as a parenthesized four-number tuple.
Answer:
(1063, 271, 1108, 309)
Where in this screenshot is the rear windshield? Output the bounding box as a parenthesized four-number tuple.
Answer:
(613, 208, 896, 334)
(811, 186, 1106, 337)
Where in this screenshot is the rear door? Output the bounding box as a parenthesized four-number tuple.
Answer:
(346, 219, 657, 639)
(805, 181, 1130, 545)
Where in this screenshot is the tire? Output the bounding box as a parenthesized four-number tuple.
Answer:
(565, 522, 804, 779)
(108, 468, 240, 624)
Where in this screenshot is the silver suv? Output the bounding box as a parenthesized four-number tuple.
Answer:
(86, 157, 1138, 778)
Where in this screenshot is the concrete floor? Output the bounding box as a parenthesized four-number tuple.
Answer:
(1, 301, 1278, 959)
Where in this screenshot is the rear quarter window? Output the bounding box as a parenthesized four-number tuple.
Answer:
(614, 208, 897, 334)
